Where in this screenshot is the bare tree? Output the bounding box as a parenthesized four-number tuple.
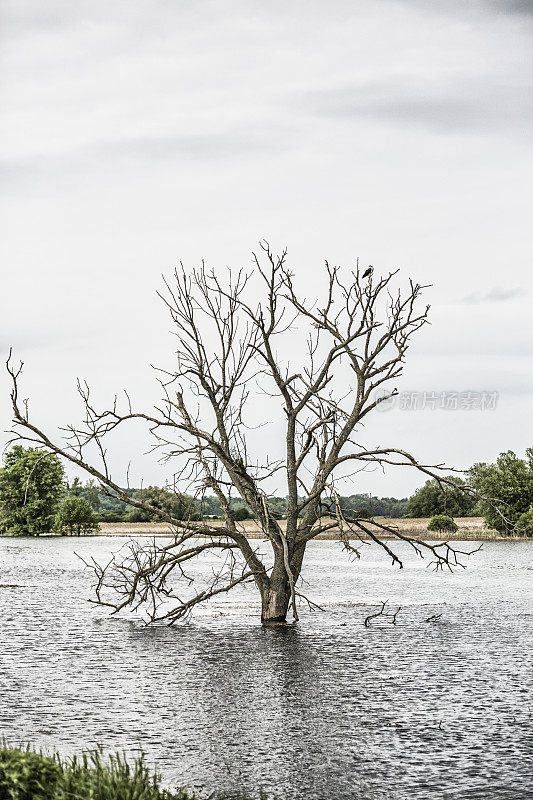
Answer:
(6, 244, 481, 623)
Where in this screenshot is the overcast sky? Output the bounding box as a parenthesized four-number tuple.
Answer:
(1, 0, 531, 497)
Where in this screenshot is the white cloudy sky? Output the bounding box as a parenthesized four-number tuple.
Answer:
(0, 0, 531, 497)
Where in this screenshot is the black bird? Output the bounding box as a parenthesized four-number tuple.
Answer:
(362, 265, 374, 279)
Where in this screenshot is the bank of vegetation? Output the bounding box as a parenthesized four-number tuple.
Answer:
(0, 745, 265, 800)
(0, 445, 532, 537)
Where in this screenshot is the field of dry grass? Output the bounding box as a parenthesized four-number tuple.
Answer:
(97, 517, 517, 541)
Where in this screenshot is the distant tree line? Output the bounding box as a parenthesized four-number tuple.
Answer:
(62, 484, 410, 523)
(0, 445, 531, 535)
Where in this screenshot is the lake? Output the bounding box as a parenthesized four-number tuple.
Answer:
(1, 537, 532, 799)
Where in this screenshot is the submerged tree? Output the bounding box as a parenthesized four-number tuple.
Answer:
(7, 245, 482, 622)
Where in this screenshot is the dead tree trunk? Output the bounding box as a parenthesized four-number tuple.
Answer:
(260, 537, 307, 622)
(261, 561, 291, 622)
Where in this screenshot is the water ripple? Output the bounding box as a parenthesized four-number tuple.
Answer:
(1, 537, 532, 799)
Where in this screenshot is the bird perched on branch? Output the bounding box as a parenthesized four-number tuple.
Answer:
(362, 266, 374, 279)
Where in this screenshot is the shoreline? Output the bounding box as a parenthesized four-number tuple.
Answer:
(3, 518, 530, 542)
(90, 518, 529, 542)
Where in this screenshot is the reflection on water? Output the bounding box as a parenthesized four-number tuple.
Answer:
(1, 537, 532, 799)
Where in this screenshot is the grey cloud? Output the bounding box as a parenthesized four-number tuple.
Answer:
(485, 287, 525, 302)
(0, 0, 209, 39)
(1, 324, 102, 352)
(0, 130, 293, 189)
(399, 0, 533, 17)
(487, 0, 533, 15)
(94, 131, 293, 161)
(0, 0, 105, 42)
(295, 78, 532, 136)
(461, 287, 524, 303)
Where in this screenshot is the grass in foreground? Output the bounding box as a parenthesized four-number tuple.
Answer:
(0, 745, 270, 800)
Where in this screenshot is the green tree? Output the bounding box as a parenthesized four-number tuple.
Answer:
(97, 490, 133, 521)
(55, 495, 99, 535)
(197, 494, 222, 518)
(427, 514, 458, 533)
(515, 506, 533, 536)
(353, 507, 372, 519)
(67, 477, 101, 511)
(229, 505, 253, 521)
(0, 446, 65, 536)
(126, 486, 200, 522)
(469, 449, 533, 534)
(407, 476, 476, 518)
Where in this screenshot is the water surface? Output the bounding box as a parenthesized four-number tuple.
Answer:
(1, 537, 532, 799)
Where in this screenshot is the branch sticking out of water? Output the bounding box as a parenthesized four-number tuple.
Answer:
(364, 600, 401, 627)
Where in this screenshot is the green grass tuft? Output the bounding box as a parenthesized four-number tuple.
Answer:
(0, 745, 275, 800)
(0, 745, 193, 800)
